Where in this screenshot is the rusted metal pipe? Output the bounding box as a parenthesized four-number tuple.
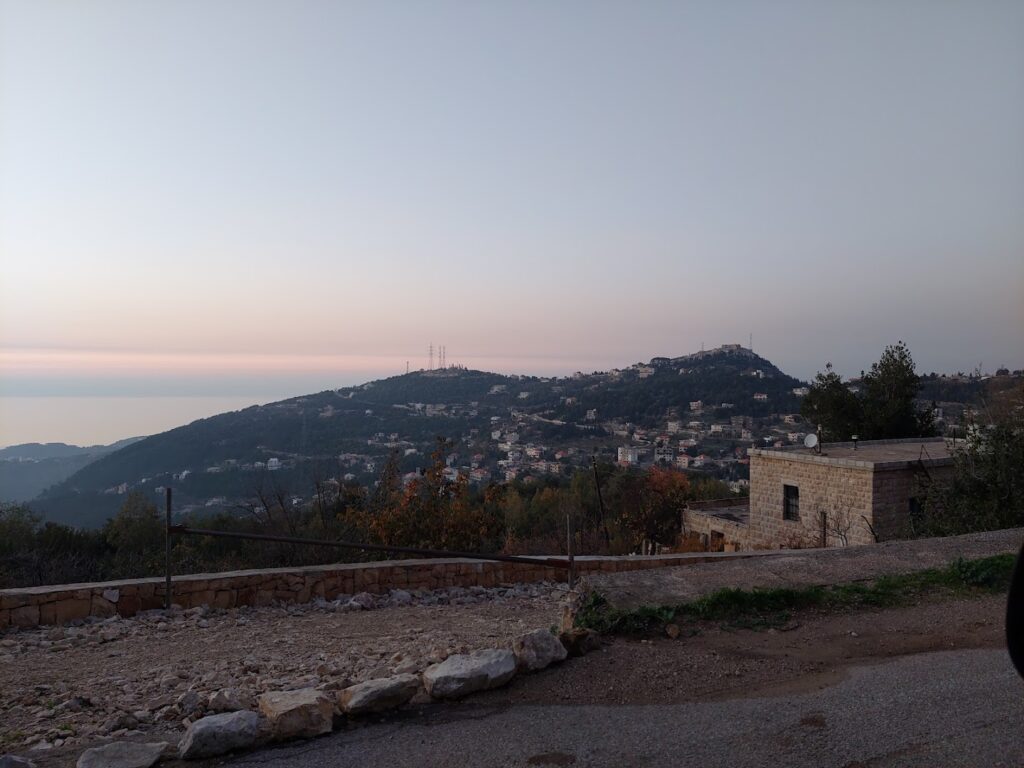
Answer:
(167, 525, 572, 570)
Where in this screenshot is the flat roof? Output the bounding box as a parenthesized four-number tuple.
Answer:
(749, 437, 954, 470)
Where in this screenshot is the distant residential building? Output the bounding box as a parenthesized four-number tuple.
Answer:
(617, 446, 641, 465)
(585, 409, 598, 421)
(792, 386, 810, 397)
(753, 393, 768, 401)
(666, 420, 682, 434)
(636, 366, 655, 378)
(654, 445, 675, 464)
(689, 400, 703, 411)
(266, 458, 282, 471)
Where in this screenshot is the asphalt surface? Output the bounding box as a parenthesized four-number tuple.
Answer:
(214, 648, 1024, 768)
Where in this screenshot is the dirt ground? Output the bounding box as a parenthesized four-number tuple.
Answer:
(590, 527, 1023, 610)
(473, 592, 1008, 708)
(1, 589, 564, 767)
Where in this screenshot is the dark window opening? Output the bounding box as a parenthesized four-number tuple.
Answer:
(909, 497, 922, 517)
(783, 484, 800, 521)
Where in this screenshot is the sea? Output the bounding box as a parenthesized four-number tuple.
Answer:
(0, 396, 293, 448)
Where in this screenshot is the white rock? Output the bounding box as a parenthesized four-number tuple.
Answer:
(102, 589, 120, 603)
(513, 629, 568, 672)
(389, 589, 413, 606)
(207, 689, 244, 713)
(338, 674, 419, 715)
(75, 741, 167, 768)
(350, 592, 375, 609)
(178, 710, 261, 759)
(422, 649, 516, 700)
(257, 689, 333, 740)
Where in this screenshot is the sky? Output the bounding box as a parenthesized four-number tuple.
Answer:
(1, 0, 1023, 445)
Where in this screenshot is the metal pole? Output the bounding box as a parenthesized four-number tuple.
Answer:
(566, 514, 575, 589)
(164, 487, 172, 611)
(166, 525, 572, 570)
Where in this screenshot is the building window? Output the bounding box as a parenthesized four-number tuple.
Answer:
(783, 484, 800, 521)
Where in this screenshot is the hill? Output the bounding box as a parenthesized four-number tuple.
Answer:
(0, 437, 144, 503)
(32, 346, 806, 528)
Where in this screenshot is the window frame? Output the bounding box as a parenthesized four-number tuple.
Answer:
(783, 483, 800, 521)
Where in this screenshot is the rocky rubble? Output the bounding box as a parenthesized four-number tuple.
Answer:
(0, 582, 568, 762)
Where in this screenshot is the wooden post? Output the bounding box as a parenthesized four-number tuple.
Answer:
(164, 487, 172, 611)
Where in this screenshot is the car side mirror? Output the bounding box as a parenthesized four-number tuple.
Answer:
(1007, 544, 1024, 679)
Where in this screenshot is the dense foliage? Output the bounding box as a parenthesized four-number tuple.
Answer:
(914, 408, 1024, 537)
(801, 342, 935, 441)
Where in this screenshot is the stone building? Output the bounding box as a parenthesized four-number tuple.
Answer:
(683, 437, 954, 550)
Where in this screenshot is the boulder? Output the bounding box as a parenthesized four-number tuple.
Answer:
(389, 589, 413, 606)
(350, 592, 375, 610)
(513, 629, 568, 672)
(76, 742, 167, 768)
(338, 674, 419, 715)
(257, 689, 333, 740)
(0, 757, 37, 768)
(207, 688, 245, 713)
(179, 710, 261, 759)
(422, 649, 516, 700)
(559, 628, 602, 657)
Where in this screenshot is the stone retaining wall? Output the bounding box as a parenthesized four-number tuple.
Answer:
(0, 551, 763, 629)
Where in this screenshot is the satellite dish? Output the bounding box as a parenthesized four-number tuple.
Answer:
(804, 433, 819, 449)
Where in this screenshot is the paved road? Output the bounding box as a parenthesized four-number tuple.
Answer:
(217, 648, 1024, 768)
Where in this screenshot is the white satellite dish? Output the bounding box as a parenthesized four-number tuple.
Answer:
(804, 433, 819, 449)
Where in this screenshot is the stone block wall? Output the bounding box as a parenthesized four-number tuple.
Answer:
(682, 509, 748, 551)
(748, 454, 877, 548)
(871, 464, 953, 540)
(0, 551, 761, 630)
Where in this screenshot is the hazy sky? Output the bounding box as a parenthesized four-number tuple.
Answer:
(2, 1, 1023, 420)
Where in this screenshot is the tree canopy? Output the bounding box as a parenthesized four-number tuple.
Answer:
(801, 342, 935, 441)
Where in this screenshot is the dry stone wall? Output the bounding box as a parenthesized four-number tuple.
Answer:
(0, 552, 753, 630)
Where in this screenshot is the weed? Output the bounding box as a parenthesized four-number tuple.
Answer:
(576, 553, 1015, 636)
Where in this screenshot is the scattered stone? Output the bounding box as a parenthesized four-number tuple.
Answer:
(389, 589, 413, 606)
(208, 689, 244, 713)
(100, 713, 138, 734)
(665, 624, 681, 640)
(178, 710, 261, 759)
(423, 649, 517, 699)
(257, 689, 333, 740)
(559, 628, 602, 657)
(175, 691, 202, 717)
(0, 756, 37, 768)
(350, 592, 375, 610)
(338, 674, 419, 715)
(75, 741, 167, 768)
(513, 629, 568, 672)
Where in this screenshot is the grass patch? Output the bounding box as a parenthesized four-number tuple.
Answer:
(576, 553, 1016, 636)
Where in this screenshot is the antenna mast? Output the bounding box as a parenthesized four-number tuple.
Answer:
(429, 343, 434, 371)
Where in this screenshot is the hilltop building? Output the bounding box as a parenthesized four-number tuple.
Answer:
(683, 437, 954, 551)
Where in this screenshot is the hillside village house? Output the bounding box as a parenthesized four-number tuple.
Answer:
(683, 437, 954, 551)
